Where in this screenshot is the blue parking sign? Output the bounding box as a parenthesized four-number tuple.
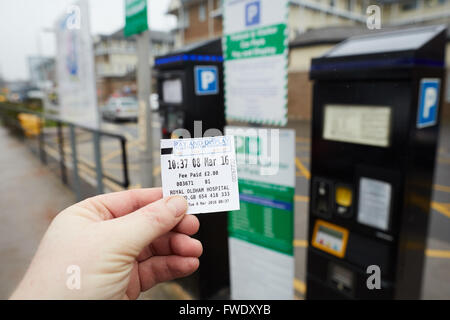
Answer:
(195, 66, 219, 95)
(417, 78, 440, 128)
(245, 1, 260, 27)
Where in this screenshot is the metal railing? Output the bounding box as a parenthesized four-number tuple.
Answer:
(0, 103, 130, 201)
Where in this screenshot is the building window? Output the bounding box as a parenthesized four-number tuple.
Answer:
(199, 4, 206, 22)
(184, 8, 190, 27)
(346, 0, 354, 11)
(401, 0, 418, 11)
(329, 0, 336, 7)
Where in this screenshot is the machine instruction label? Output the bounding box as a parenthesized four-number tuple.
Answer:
(357, 177, 392, 231)
(160, 136, 240, 214)
(323, 104, 391, 147)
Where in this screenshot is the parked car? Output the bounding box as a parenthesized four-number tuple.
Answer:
(102, 97, 138, 122)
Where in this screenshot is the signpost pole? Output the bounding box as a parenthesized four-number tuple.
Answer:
(125, 0, 153, 188)
(137, 29, 154, 187)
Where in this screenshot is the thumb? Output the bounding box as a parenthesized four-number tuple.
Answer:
(105, 196, 188, 254)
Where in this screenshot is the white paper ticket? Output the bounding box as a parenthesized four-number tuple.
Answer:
(160, 136, 240, 214)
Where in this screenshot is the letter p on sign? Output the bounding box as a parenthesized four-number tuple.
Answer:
(417, 78, 440, 128)
(195, 66, 219, 95)
(246, 1, 260, 26)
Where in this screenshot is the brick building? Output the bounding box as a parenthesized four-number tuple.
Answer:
(94, 28, 174, 104)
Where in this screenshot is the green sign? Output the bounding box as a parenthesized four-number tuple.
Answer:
(225, 126, 295, 299)
(124, 0, 148, 37)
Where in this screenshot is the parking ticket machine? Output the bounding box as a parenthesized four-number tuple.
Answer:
(154, 38, 228, 299)
(154, 38, 225, 139)
(306, 25, 447, 299)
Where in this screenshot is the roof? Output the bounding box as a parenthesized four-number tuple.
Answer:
(290, 23, 450, 48)
(96, 28, 174, 44)
(167, 0, 205, 15)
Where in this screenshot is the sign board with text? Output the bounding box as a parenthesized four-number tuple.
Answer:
(223, 0, 288, 125)
(124, 0, 148, 37)
(55, 0, 99, 128)
(225, 126, 295, 300)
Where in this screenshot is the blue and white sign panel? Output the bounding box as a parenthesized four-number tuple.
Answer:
(417, 78, 440, 128)
(194, 66, 219, 95)
(245, 1, 260, 26)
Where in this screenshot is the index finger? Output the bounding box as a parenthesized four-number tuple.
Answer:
(80, 187, 163, 219)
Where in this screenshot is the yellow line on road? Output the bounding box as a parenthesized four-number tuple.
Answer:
(294, 278, 306, 295)
(425, 249, 450, 259)
(295, 195, 309, 203)
(438, 157, 450, 165)
(293, 238, 450, 259)
(102, 139, 139, 163)
(434, 184, 450, 193)
(431, 202, 450, 219)
(295, 157, 311, 180)
(296, 137, 310, 143)
(293, 239, 308, 247)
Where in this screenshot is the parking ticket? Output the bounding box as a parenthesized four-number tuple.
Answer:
(160, 136, 240, 214)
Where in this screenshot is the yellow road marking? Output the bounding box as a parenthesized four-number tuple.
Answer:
(296, 137, 310, 143)
(294, 278, 306, 295)
(102, 139, 139, 163)
(295, 157, 311, 180)
(425, 249, 450, 259)
(297, 145, 310, 151)
(434, 184, 450, 193)
(438, 157, 450, 165)
(295, 195, 309, 202)
(431, 202, 450, 219)
(102, 162, 139, 170)
(293, 239, 308, 247)
(293, 238, 450, 259)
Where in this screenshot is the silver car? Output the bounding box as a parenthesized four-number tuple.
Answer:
(102, 97, 138, 122)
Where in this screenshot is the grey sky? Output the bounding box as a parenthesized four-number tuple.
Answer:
(0, 0, 176, 81)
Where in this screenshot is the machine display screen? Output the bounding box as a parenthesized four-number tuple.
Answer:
(323, 104, 391, 147)
(162, 78, 183, 104)
(312, 220, 349, 258)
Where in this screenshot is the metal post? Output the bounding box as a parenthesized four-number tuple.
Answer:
(69, 125, 81, 201)
(137, 29, 154, 187)
(93, 131, 104, 194)
(120, 138, 130, 189)
(57, 122, 67, 184)
(38, 116, 47, 165)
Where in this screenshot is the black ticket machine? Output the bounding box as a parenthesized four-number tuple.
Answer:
(154, 38, 225, 139)
(154, 38, 228, 299)
(306, 25, 447, 299)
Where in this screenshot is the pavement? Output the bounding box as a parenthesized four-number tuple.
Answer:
(0, 126, 76, 299)
(1, 117, 449, 299)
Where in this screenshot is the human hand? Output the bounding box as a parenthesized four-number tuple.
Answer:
(10, 188, 202, 300)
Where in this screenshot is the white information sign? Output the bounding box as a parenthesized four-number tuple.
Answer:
(162, 79, 183, 104)
(357, 177, 392, 231)
(55, 0, 99, 128)
(223, 0, 288, 125)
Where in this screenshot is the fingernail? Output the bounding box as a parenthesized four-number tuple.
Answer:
(166, 196, 188, 217)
